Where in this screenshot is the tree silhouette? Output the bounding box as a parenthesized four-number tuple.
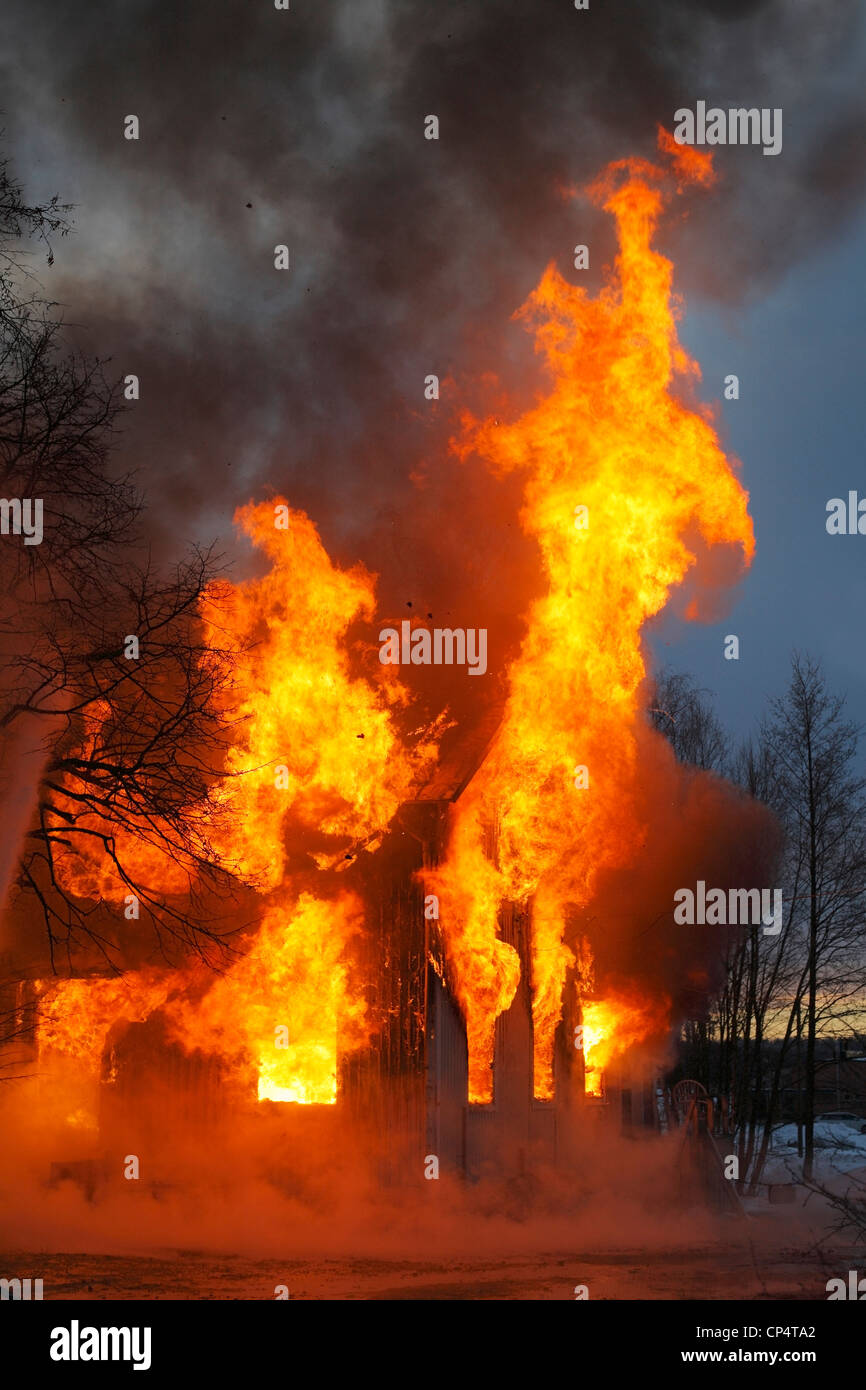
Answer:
(0, 151, 241, 971)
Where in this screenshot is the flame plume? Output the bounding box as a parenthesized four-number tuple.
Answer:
(164, 891, 367, 1105)
(582, 993, 671, 1098)
(38, 504, 439, 1106)
(203, 503, 439, 886)
(431, 136, 754, 1102)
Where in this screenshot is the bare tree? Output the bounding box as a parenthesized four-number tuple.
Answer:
(658, 657, 866, 1202)
(9, 555, 242, 967)
(708, 655, 866, 1193)
(800, 1169, 866, 1243)
(0, 154, 138, 584)
(648, 667, 729, 773)
(758, 653, 866, 1180)
(0, 151, 242, 971)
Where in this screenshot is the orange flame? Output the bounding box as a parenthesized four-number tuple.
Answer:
(431, 142, 753, 1102)
(202, 503, 438, 886)
(164, 891, 367, 1105)
(656, 125, 716, 188)
(582, 993, 671, 1097)
(35, 971, 175, 1067)
(40, 504, 438, 1106)
(177, 504, 436, 1101)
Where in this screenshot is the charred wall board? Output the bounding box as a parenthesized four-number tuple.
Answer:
(425, 963, 468, 1176)
(342, 800, 465, 1183)
(99, 1014, 230, 1152)
(347, 794, 600, 1182)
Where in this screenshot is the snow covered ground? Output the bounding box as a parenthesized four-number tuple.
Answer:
(752, 1114, 866, 1185)
(740, 1113, 866, 1239)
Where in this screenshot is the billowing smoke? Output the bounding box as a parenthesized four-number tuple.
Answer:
(0, 0, 863, 595)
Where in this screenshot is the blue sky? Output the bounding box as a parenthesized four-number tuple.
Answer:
(650, 199, 866, 747)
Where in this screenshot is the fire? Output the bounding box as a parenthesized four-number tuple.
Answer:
(51, 699, 196, 905)
(34, 971, 176, 1136)
(201, 503, 438, 886)
(165, 892, 366, 1105)
(41, 503, 437, 1107)
(656, 125, 715, 187)
(35, 971, 174, 1066)
(425, 786, 520, 1091)
(431, 132, 754, 1102)
(177, 504, 436, 1101)
(581, 993, 670, 1097)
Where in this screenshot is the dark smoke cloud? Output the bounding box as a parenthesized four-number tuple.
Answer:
(0, 0, 862, 609)
(586, 723, 782, 1016)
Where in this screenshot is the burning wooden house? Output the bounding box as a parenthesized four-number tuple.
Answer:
(1, 144, 754, 1197)
(9, 726, 660, 1194)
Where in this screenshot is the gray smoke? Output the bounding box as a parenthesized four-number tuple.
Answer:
(0, 0, 862, 596)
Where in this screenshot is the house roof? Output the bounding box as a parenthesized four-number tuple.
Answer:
(412, 702, 503, 803)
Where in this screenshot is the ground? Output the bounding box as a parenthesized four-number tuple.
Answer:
(3, 1225, 860, 1300)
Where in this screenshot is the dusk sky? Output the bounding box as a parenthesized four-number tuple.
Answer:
(655, 195, 866, 740)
